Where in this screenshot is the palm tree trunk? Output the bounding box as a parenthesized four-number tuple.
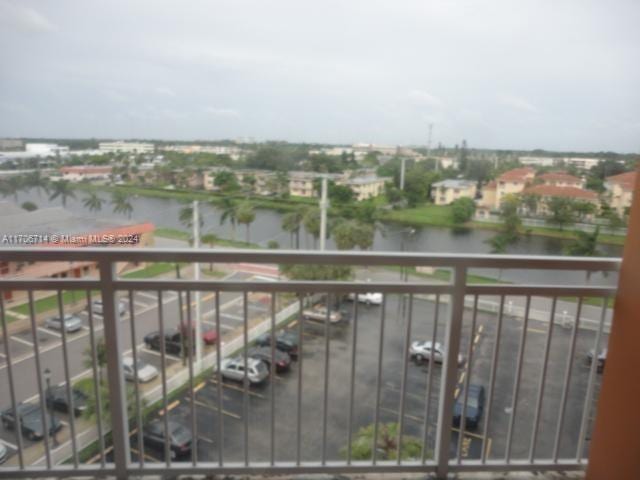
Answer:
(246, 225, 250, 244)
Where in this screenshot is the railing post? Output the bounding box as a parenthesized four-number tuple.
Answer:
(99, 259, 130, 480)
(435, 265, 466, 479)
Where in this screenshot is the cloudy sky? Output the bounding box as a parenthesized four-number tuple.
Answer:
(1, 0, 639, 152)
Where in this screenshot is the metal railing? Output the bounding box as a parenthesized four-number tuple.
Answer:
(0, 248, 619, 479)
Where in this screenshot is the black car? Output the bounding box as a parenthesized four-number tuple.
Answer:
(453, 384, 485, 430)
(255, 330, 299, 358)
(144, 328, 186, 356)
(143, 420, 193, 459)
(587, 348, 607, 373)
(1, 403, 62, 441)
(46, 385, 88, 416)
(248, 346, 291, 372)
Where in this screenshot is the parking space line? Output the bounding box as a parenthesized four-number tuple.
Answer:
(158, 400, 181, 416)
(198, 435, 216, 444)
(477, 325, 484, 334)
(0, 352, 5, 358)
(39, 327, 63, 338)
(194, 382, 206, 393)
(140, 347, 181, 361)
(527, 327, 546, 334)
(11, 335, 34, 346)
(131, 446, 162, 462)
(0, 438, 18, 449)
(221, 313, 244, 321)
(208, 379, 265, 398)
(188, 397, 242, 419)
(380, 406, 423, 423)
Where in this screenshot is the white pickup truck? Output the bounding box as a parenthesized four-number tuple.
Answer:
(302, 305, 343, 323)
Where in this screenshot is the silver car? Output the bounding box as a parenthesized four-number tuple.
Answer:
(219, 357, 269, 384)
(410, 340, 465, 366)
(91, 299, 127, 316)
(44, 314, 83, 333)
(123, 357, 159, 383)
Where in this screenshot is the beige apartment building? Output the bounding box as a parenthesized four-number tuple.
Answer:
(605, 171, 637, 216)
(493, 167, 535, 209)
(521, 184, 600, 218)
(345, 176, 387, 201)
(538, 171, 584, 188)
(431, 179, 477, 205)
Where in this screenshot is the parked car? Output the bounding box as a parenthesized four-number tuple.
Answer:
(46, 385, 88, 416)
(587, 348, 607, 373)
(90, 299, 127, 316)
(0, 442, 7, 465)
(143, 420, 193, 459)
(248, 346, 291, 372)
(302, 304, 342, 323)
(255, 330, 299, 358)
(453, 384, 486, 430)
(0, 403, 62, 441)
(44, 314, 83, 333)
(179, 321, 218, 345)
(347, 292, 383, 305)
(123, 356, 159, 383)
(409, 340, 465, 366)
(144, 328, 186, 356)
(219, 356, 269, 384)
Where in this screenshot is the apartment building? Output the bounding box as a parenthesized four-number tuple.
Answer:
(478, 167, 535, 210)
(60, 165, 112, 182)
(345, 175, 387, 201)
(431, 179, 477, 205)
(538, 171, 584, 188)
(521, 184, 599, 218)
(605, 171, 637, 216)
(99, 141, 155, 154)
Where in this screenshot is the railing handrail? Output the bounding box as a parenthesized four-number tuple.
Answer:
(0, 247, 622, 271)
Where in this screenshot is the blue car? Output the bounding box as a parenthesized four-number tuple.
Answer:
(453, 384, 485, 430)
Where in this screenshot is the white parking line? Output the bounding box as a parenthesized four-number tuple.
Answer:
(221, 313, 244, 321)
(38, 327, 61, 338)
(140, 347, 181, 362)
(202, 319, 234, 331)
(0, 438, 18, 450)
(11, 335, 34, 347)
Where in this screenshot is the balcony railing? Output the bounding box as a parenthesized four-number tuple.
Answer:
(0, 248, 619, 479)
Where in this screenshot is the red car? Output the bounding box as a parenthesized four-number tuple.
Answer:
(180, 322, 218, 345)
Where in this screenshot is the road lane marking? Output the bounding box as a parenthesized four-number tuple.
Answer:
(11, 335, 34, 346)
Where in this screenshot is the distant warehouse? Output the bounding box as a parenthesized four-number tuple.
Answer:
(99, 141, 155, 154)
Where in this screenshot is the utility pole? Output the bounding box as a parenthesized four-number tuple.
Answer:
(400, 157, 406, 190)
(319, 176, 328, 251)
(427, 124, 435, 171)
(192, 200, 202, 369)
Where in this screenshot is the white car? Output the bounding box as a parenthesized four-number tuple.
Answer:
(123, 357, 159, 383)
(91, 300, 127, 316)
(44, 314, 83, 333)
(219, 357, 269, 384)
(0, 441, 7, 464)
(409, 340, 465, 366)
(348, 292, 383, 305)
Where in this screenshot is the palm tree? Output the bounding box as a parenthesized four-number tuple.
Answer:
(82, 192, 104, 213)
(236, 201, 256, 244)
(303, 207, 321, 249)
(111, 190, 133, 219)
(25, 170, 49, 198)
(201, 233, 218, 270)
(281, 207, 305, 248)
(178, 204, 204, 244)
(49, 180, 76, 207)
(218, 198, 238, 240)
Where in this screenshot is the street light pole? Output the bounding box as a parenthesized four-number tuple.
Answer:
(43, 368, 58, 447)
(319, 176, 328, 251)
(192, 201, 202, 370)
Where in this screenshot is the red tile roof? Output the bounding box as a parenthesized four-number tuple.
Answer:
(484, 180, 497, 189)
(606, 171, 636, 191)
(60, 166, 112, 174)
(523, 185, 598, 201)
(538, 172, 582, 184)
(498, 167, 535, 182)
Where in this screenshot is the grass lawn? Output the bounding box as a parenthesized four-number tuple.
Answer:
(380, 204, 457, 228)
(121, 262, 183, 279)
(10, 290, 92, 316)
(155, 227, 261, 249)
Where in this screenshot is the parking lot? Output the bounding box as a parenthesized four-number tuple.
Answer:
(112, 292, 606, 465)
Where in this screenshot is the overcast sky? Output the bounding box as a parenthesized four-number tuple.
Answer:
(1, 0, 639, 152)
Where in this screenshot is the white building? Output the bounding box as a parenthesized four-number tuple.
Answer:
(99, 141, 155, 154)
(519, 156, 556, 167)
(561, 157, 602, 171)
(25, 143, 69, 156)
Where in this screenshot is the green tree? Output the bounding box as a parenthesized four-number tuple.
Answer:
(236, 201, 256, 243)
(329, 184, 355, 203)
(546, 197, 576, 230)
(219, 198, 238, 240)
(342, 423, 423, 461)
(450, 197, 476, 224)
(565, 227, 601, 256)
(520, 193, 538, 216)
(282, 208, 305, 248)
(214, 170, 240, 193)
(82, 192, 104, 213)
(303, 207, 321, 248)
(267, 240, 279, 249)
(201, 233, 218, 270)
(21, 201, 38, 212)
(24, 170, 49, 198)
(178, 204, 203, 231)
(111, 190, 134, 219)
(332, 220, 375, 250)
(573, 201, 596, 222)
(49, 180, 76, 207)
